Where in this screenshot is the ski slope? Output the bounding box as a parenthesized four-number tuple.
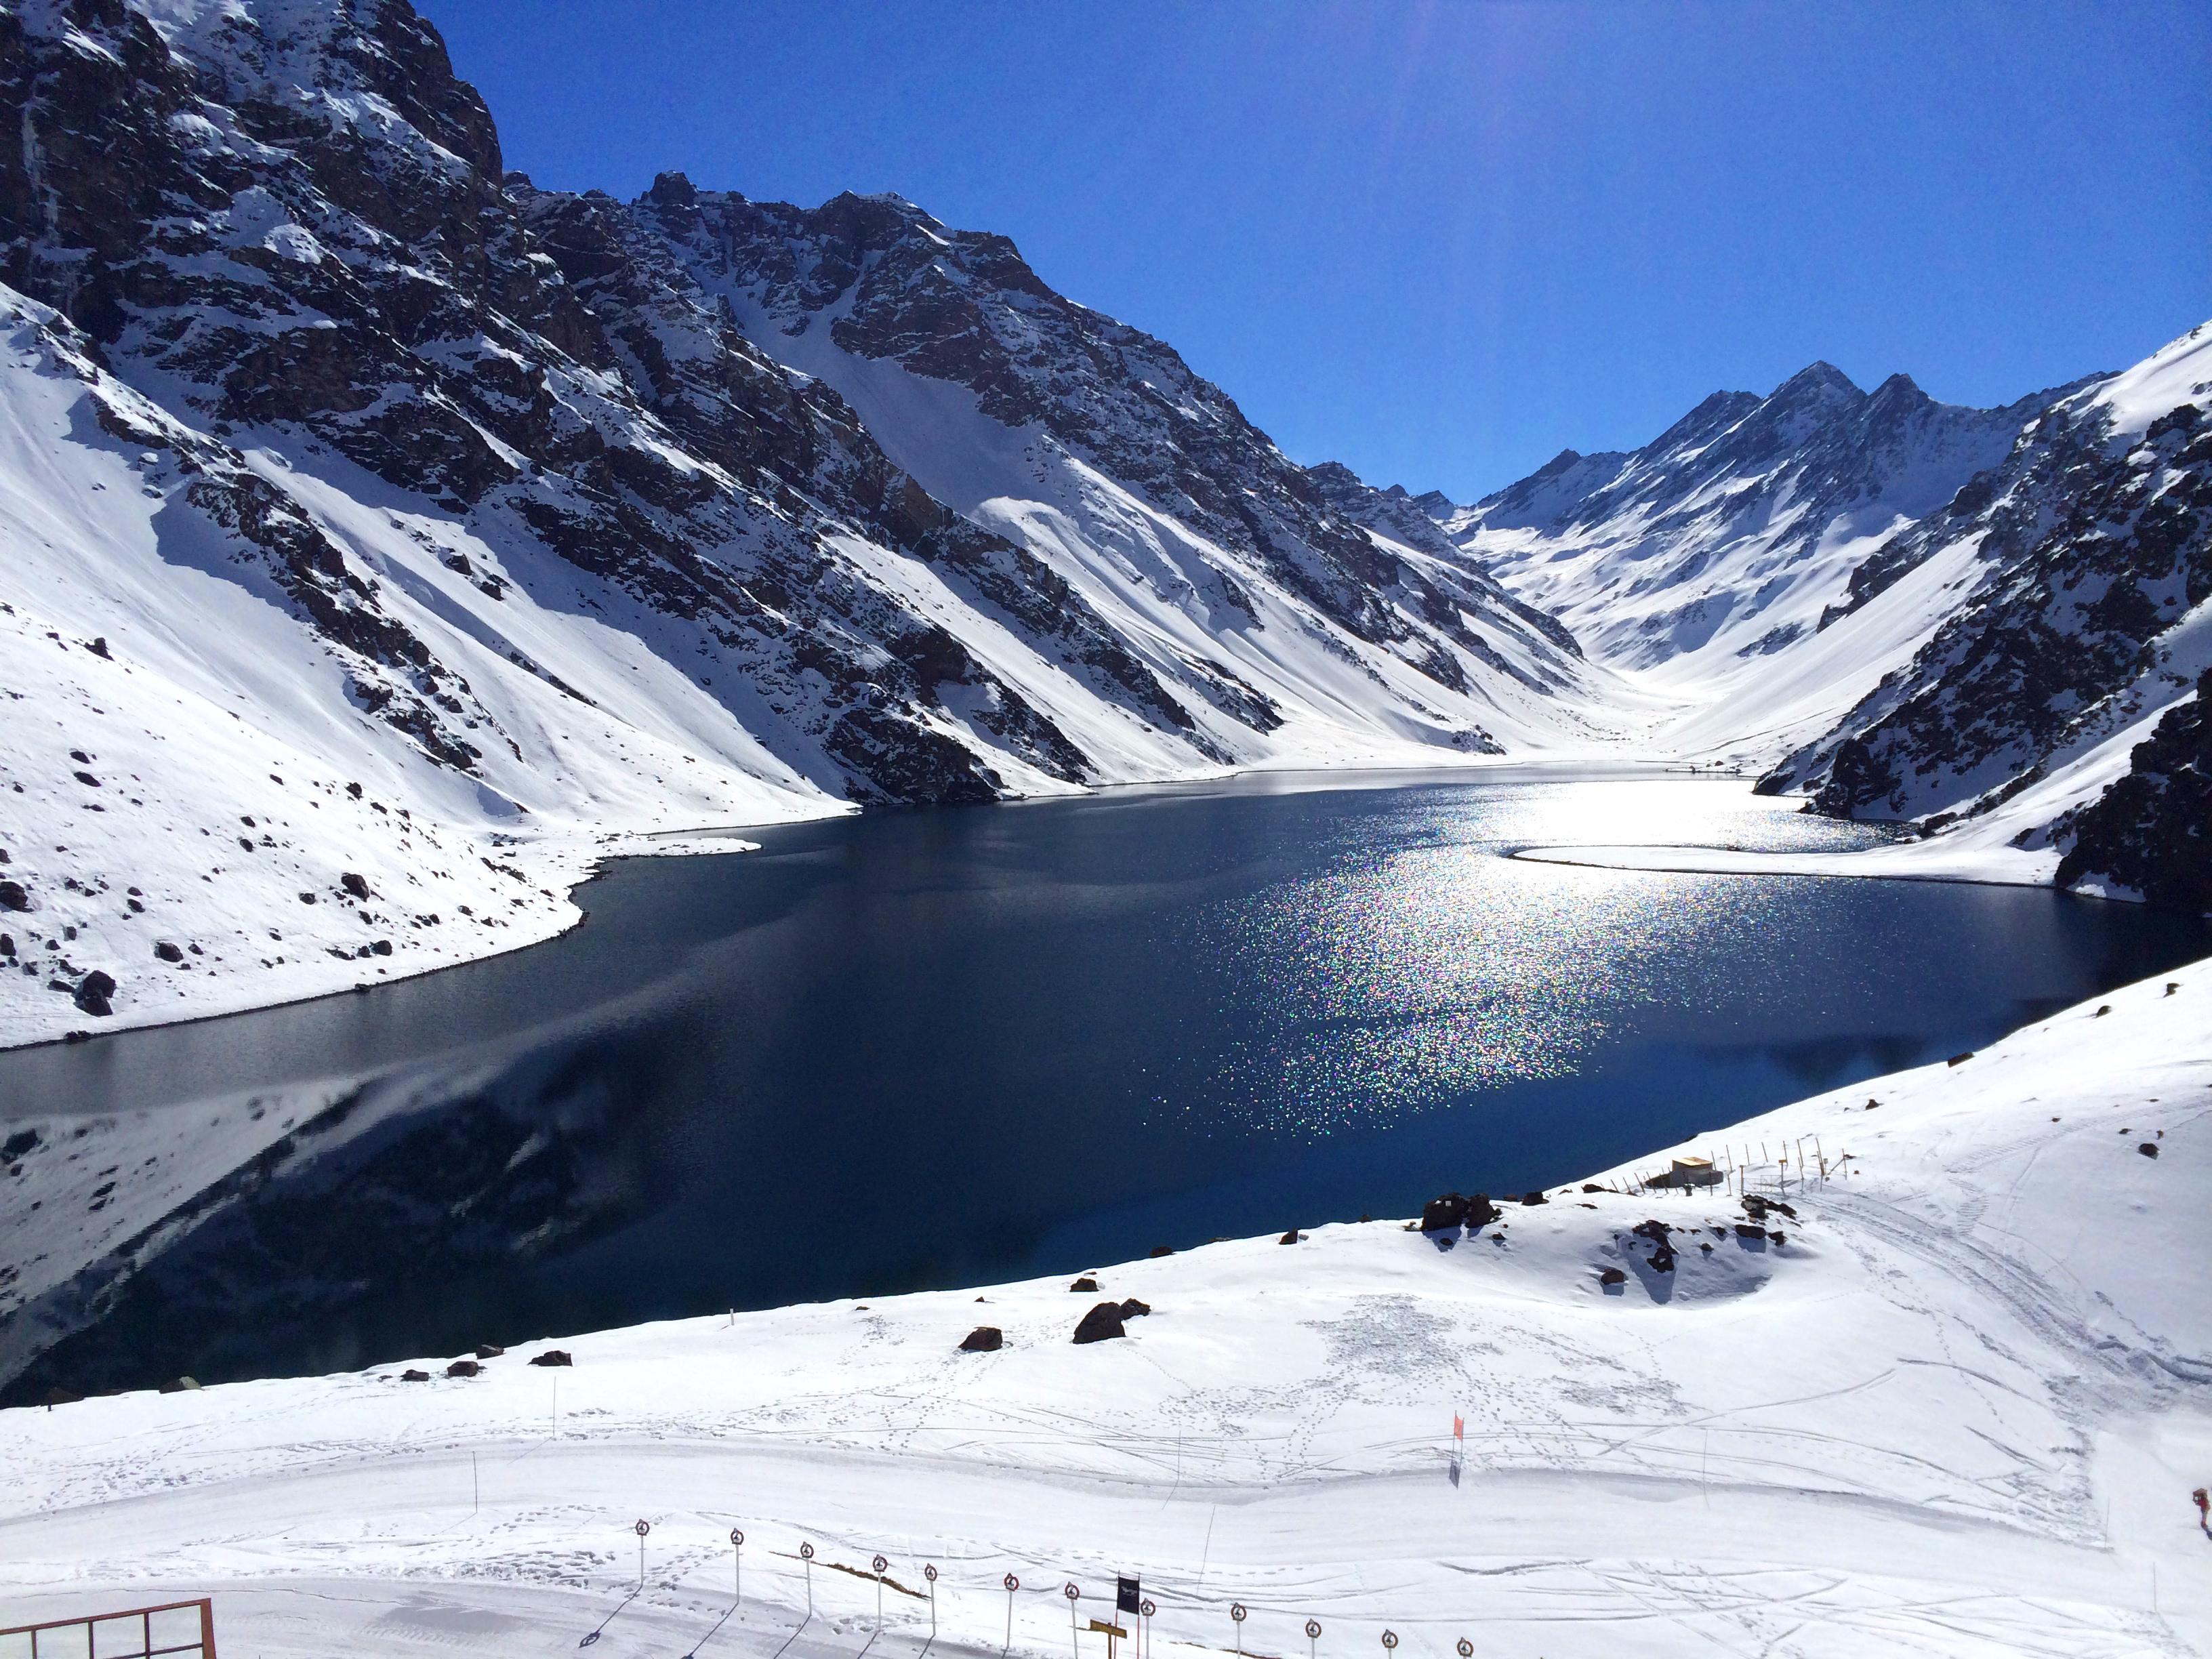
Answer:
(5, 961, 2207, 1658)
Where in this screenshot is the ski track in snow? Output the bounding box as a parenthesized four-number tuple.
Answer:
(3, 963, 2209, 1658)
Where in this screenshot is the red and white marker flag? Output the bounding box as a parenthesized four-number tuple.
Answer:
(1452, 1413, 1464, 1444)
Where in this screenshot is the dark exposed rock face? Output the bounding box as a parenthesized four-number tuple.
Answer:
(2055, 668, 2211, 916)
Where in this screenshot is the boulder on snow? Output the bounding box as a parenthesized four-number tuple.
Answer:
(1419, 1192, 1469, 1231)
(1118, 1298, 1151, 1319)
(0, 879, 31, 912)
(527, 1349, 572, 1367)
(1465, 1193, 1500, 1229)
(445, 1359, 480, 1378)
(1599, 1267, 1626, 1286)
(1734, 1223, 1768, 1240)
(1521, 1191, 1548, 1206)
(1278, 1229, 1303, 1245)
(1582, 1183, 1605, 1194)
(1069, 1275, 1099, 1293)
(474, 1343, 504, 1359)
(342, 872, 371, 899)
(400, 1368, 430, 1382)
(153, 941, 182, 963)
(1072, 1303, 1126, 1344)
(959, 1326, 1004, 1353)
(73, 970, 115, 1017)
(1149, 1244, 1174, 1258)
(2139, 1142, 2160, 1158)
(157, 1376, 200, 1393)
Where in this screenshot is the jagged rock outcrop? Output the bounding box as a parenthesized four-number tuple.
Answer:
(2055, 668, 2211, 915)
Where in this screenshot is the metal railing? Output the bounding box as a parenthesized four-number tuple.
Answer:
(0, 1599, 216, 1659)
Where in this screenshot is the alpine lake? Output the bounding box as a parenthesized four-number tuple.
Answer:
(3, 769, 2204, 1398)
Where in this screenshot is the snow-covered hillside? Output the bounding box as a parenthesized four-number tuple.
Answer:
(0, 0, 1610, 1046)
(5, 962, 2207, 1658)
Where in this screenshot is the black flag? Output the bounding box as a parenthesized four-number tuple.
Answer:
(1117, 1576, 1141, 1616)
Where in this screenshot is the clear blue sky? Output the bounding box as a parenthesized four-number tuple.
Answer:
(428, 1, 2211, 501)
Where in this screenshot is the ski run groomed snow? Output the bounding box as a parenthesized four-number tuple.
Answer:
(4, 962, 2209, 1659)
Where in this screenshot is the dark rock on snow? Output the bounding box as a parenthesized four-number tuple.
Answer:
(1071, 1303, 1126, 1345)
(73, 970, 115, 1017)
(959, 1326, 1004, 1353)
(527, 1349, 573, 1366)
(1069, 1275, 1099, 1293)
(1420, 1193, 1469, 1231)
(445, 1359, 480, 1378)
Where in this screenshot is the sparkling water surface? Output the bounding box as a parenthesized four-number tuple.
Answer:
(3, 770, 2202, 1395)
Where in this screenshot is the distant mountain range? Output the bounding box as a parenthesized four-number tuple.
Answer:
(0, 0, 2203, 1042)
(1421, 327, 2210, 900)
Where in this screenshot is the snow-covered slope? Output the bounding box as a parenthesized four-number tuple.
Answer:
(0, 0, 1612, 1046)
(619, 178, 1606, 756)
(1441, 363, 2074, 676)
(5, 961, 2207, 1658)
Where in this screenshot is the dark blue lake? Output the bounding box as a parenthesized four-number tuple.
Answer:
(3, 771, 2203, 1399)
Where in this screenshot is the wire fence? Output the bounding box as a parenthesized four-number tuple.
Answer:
(585, 1525, 1498, 1659)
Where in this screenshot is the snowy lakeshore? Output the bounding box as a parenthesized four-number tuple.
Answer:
(3, 960, 2207, 1658)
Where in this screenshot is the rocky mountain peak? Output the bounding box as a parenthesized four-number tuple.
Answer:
(1769, 359, 1863, 403)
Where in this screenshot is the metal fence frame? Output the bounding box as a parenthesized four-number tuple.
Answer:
(0, 1599, 216, 1659)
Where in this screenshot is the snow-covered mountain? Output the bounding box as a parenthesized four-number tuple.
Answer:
(1432, 328, 2212, 911)
(1439, 363, 2077, 674)
(0, 0, 1603, 1043)
(0, 0, 2203, 1051)
(1760, 327, 2212, 842)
